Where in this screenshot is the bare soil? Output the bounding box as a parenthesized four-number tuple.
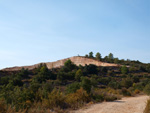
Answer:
(2, 56, 118, 71)
(72, 95, 149, 113)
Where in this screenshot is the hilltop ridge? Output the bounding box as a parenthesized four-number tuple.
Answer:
(1, 56, 119, 71)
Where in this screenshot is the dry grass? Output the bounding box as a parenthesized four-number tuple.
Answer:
(144, 98, 150, 113)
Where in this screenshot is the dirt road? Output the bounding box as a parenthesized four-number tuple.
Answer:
(73, 95, 149, 113)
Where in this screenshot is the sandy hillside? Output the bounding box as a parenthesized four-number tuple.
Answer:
(72, 95, 149, 113)
(2, 56, 119, 71)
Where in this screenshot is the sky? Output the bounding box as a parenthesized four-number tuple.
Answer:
(0, 0, 150, 69)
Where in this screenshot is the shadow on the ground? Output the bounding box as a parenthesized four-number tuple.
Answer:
(109, 100, 125, 103)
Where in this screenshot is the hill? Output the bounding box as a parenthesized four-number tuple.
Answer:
(0, 53, 150, 113)
(1, 56, 119, 71)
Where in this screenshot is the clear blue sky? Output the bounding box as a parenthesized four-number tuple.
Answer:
(0, 0, 150, 69)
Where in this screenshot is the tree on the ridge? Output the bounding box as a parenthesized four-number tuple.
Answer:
(85, 54, 88, 57)
(108, 53, 114, 63)
(95, 52, 102, 61)
(108, 53, 114, 59)
(64, 59, 76, 71)
(89, 52, 94, 58)
(114, 58, 119, 64)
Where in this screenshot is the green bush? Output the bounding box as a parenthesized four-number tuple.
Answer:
(42, 89, 66, 109)
(66, 82, 80, 94)
(90, 76, 98, 87)
(146, 64, 150, 73)
(30, 82, 41, 93)
(121, 78, 133, 88)
(132, 83, 144, 91)
(121, 88, 131, 96)
(63, 59, 77, 72)
(0, 76, 10, 85)
(144, 98, 150, 113)
(108, 81, 121, 89)
(92, 94, 104, 102)
(121, 66, 128, 74)
(98, 77, 111, 85)
(144, 84, 150, 95)
(104, 94, 117, 101)
(81, 77, 91, 93)
(9, 77, 23, 86)
(132, 76, 140, 83)
(75, 69, 83, 81)
(65, 88, 90, 109)
(0, 100, 6, 113)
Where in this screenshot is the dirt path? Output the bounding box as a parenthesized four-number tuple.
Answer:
(72, 95, 149, 113)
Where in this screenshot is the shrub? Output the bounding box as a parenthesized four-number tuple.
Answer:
(121, 66, 128, 74)
(83, 64, 98, 75)
(104, 94, 117, 101)
(66, 82, 80, 94)
(144, 84, 150, 95)
(75, 69, 83, 81)
(9, 77, 23, 86)
(121, 88, 131, 96)
(108, 81, 121, 89)
(0, 100, 6, 113)
(144, 98, 150, 113)
(121, 78, 133, 89)
(17, 68, 30, 79)
(0, 76, 10, 85)
(107, 70, 114, 76)
(38, 82, 54, 98)
(10, 87, 35, 111)
(92, 94, 104, 102)
(42, 89, 66, 109)
(129, 66, 136, 73)
(98, 77, 111, 85)
(92, 89, 118, 102)
(65, 88, 90, 109)
(132, 76, 140, 83)
(146, 64, 150, 73)
(63, 59, 76, 72)
(30, 82, 41, 93)
(134, 89, 140, 94)
(81, 77, 91, 93)
(132, 83, 144, 91)
(90, 76, 98, 87)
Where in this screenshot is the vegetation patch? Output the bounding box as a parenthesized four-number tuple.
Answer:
(0, 52, 150, 112)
